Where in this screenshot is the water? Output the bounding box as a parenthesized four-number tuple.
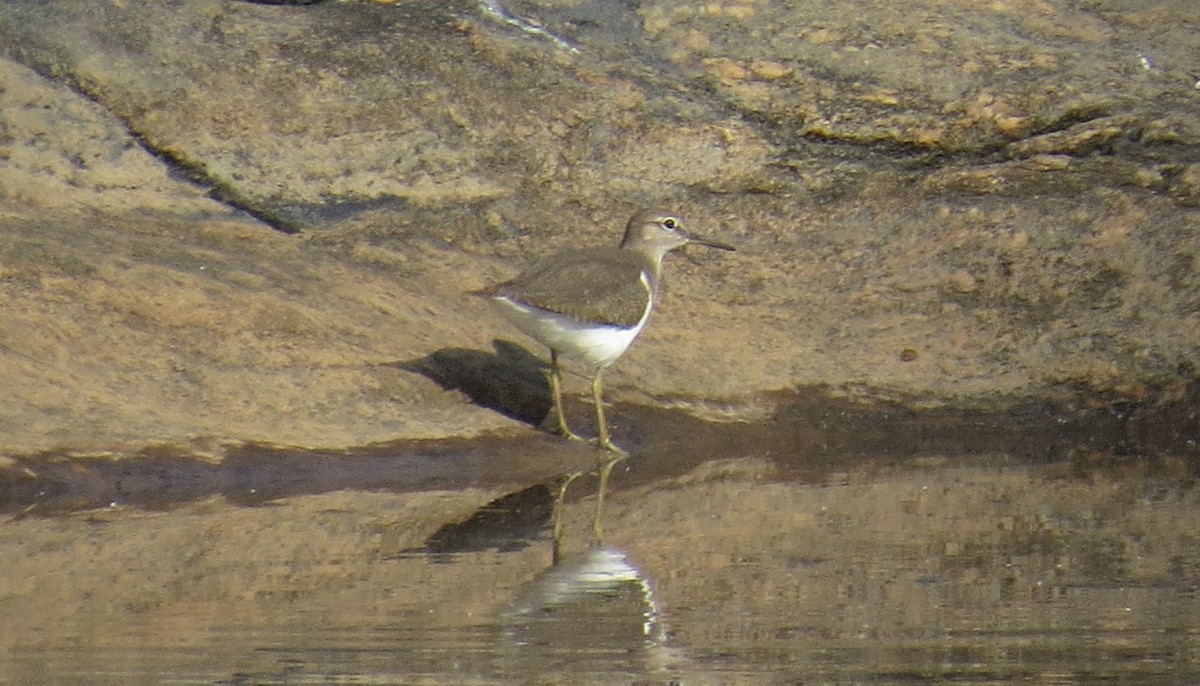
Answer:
(2, 443, 1197, 685)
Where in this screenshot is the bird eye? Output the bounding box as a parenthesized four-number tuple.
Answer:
(662, 217, 678, 229)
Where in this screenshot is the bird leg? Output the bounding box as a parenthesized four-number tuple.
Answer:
(551, 470, 583, 566)
(548, 349, 585, 442)
(590, 368, 627, 455)
(591, 452, 628, 546)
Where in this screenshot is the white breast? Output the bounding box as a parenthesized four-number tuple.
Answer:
(490, 272, 653, 369)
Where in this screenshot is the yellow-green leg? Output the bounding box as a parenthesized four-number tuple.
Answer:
(551, 470, 583, 566)
(591, 452, 628, 545)
(548, 349, 585, 442)
(590, 368, 627, 455)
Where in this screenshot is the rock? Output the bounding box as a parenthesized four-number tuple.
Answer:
(0, 0, 1197, 459)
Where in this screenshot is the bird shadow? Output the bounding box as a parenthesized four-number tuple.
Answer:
(398, 339, 551, 428)
(397, 483, 556, 560)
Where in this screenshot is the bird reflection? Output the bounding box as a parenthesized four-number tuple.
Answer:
(551, 452, 628, 565)
(499, 546, 674, 676)
(409, 448, 627, 563)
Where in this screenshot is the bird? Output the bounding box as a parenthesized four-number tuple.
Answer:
(477, 209, 734, 454)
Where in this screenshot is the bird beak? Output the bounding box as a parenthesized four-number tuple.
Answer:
(683, 231, 736, 251)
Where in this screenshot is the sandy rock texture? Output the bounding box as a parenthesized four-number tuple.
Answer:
(0, 0, 1197, 460)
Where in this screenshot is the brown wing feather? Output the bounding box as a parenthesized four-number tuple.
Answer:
(492, 248, 652, 327)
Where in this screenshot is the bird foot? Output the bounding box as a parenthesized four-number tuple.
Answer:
(551, 421, 588, 443)
(591, 436, 628, 455)
(562, 431, 589, 444)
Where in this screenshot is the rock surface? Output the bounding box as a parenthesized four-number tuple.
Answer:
(0, 0, 1198, 460)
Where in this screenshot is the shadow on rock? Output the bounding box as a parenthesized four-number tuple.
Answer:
(399, 339, 550, 428)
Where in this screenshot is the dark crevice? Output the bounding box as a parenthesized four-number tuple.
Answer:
(18, 60, 304, 235)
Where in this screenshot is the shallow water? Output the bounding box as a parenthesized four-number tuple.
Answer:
(2, 440, 1198, 685)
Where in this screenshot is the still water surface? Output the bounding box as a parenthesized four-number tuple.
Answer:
(2, 446, 1197, 685)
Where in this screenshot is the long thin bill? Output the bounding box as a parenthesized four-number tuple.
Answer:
(684, 231, 736, 251)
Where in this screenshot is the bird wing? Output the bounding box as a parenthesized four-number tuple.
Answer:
(493, 249, 652, 328)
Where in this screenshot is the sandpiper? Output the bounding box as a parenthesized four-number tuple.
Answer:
(478, 209, 734, 453)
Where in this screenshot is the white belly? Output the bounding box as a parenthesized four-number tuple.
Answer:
(490, 294, 651, 369)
